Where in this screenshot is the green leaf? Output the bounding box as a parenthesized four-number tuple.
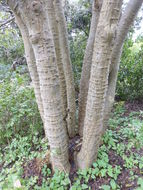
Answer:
(108, 172, 113, 178)
(82, 184, 88, 189)
(139, 163, 143, 169)
(91, 174, 96, 179)
(110, 179, 117, 190)
(100, 169, 107, 177)
(137, 178, 143, 187)
(101, 185, 110, 190)
(93, 163, 98, 168)
(70, 187, 77, 190)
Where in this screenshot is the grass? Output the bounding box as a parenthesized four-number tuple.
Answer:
(0, 101, 143, 190)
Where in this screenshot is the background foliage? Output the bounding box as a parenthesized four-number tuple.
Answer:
(0, 65, 43, 145)
(117, 36, 143, 100)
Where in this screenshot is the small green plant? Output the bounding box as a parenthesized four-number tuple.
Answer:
(136, 178, 143, 190)
(42, 164, 51, 177)
(101, 185, 110, 190)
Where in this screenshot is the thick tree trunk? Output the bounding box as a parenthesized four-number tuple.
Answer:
(78, 0, 102, 136)
(76, 0, 122, 169)
(103, 0, 143, 131)
(7, 0, 70, 172)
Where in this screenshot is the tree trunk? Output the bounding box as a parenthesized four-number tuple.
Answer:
(103, 0, 143, 131)
(47, 0, 68, 132)
(78, 0, 102, 136)
(7, 0, 70, 172)
(76, 0, 122, 169)
(54, 0, 76, 137)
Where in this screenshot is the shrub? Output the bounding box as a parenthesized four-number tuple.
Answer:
(0, 68, 43, 145)
(0, 27, 24, 64)
(116, 37, 143, 100)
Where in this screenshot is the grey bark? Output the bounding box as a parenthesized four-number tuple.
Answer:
(78, 0, 103, 136)
(46, 0, 68, 131)
(77, 0, 122, 169)
(54, 0, 76, 137)
(7, 0, 70, 172)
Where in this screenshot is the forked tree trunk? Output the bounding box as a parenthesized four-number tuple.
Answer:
(7, 0, 143, 172)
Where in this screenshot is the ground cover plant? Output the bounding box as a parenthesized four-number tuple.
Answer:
(0, 101, 143, 190)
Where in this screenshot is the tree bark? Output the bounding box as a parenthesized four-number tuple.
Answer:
(103, 0, 143, 131)
(54, 0, 76, 137)
(76, 0, 122, 169)
(7, 0, 70, 172)
(78, 0, 102, 136)
(14, 14, 45, 123)
(46, 0, 68, 131)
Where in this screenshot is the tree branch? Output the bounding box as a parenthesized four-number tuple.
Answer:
(0, 16, 15, 28)
(110, 0, 143, 72)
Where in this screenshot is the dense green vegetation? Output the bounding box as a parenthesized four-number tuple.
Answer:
(0, 102, 143, 189)
(117, 37, 143, 100)
(0, 66, 43, 145)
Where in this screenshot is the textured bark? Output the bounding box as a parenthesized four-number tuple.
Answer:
(14, 14, 44, 123)
(103, 0, 143, 131)
(78, 0, 103, 136)
(77, 0, 122, 169)
(7, 0, 70, 172)
(46, 0, 67, 128)
(54, 0, 76, 137)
